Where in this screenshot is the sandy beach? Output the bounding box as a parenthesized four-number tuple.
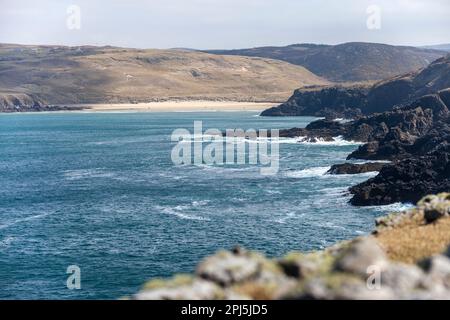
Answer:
(68, 101, 277, 112)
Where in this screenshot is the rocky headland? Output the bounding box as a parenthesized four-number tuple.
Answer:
(132, 193, 450, 300)
(0, 92, 84, 112)
(261, 54, 450, 118)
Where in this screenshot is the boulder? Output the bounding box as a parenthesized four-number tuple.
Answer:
(418, 193, 450, 223)
(133, 278, 223, 300)
(196, 250, 262, 286)
(334, 237, 388, 276)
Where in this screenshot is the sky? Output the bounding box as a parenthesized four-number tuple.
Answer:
(1, 0, 449, 49)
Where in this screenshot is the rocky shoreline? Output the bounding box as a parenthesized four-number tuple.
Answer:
(132, 193, 450, 300)
(275, 88, 450, 206)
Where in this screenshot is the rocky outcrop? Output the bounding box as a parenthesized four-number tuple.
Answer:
(327, 162, 386, 175)
(0, 93, 47, 112)
(278, 119, 348, 141)
(277, 89, 450, 206)
(0, 92, 81, 112)
(350, 144, 450, 206)
(132, 194, 450, 300)
(261, 54, 450, 119)
(260, 86, 367, 119)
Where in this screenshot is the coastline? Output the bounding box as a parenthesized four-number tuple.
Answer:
(67, 101, 277, 113)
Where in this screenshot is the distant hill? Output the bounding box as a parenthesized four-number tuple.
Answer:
(0, 43, 329, 106)
(421, 44, 450, 52)
(261, 54, 450, 117)
(205, 42, 446, 82)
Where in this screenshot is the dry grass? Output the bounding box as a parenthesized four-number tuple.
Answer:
(232, 281, 279, 300)
(376, 213, 450, 264)
(0, 45, 330, 104)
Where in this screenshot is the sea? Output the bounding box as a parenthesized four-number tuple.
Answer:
(0, 111, 411, 299)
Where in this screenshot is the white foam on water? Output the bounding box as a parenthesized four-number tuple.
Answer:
(297, 136, 363, 146)
(191, 200, 210, 207)
(265, 189, 282, 195)
(0, 236, 15, 248)
(176, 135, 360, 146)
(63, 169, 115, 180)
(155, 205, 210, 221)
(88, 136, 156, 146)
(369, 202, 415, 213)
(334, 118, 353, 123)
(351, 160, 393, 164)
(0, 212, 53, 230)
(318, 186, 350, 196)
(244, 137, 301, 144)
(285, 166, 331, 178)
(326, 171, 380, 179)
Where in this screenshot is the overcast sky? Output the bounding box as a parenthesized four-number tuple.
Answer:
(1, 0, 449, 49)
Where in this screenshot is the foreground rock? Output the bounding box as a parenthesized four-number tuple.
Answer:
(133, 194, 450, 300)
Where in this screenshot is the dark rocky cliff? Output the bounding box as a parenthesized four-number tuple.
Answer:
(261, 55, 450, 118)
(260, 86, 368, 119)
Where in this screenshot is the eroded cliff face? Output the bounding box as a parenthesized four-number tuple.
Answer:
(132, 194, 450, 300)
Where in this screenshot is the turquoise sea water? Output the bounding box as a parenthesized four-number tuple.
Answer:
(0, 111, 407, 299)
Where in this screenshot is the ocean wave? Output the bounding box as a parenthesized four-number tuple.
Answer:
(296, 136, 363, 146)
(285, 166, 380, 180)
(326, 171, 380, 179)
(272, 212, 297, 224)
(351, 160, 392, 164)
(318, 187, 350, 196)
(0, 212, 53, 230)
(265, 189, 282, 195)
(63, 169, 116, 180)
(155, 205, 211, 221)
(177, 135, 302, 145)
(0, 236, 15, 248)
(334, 118, 353, 123)
(369, 202, 415, 213)
(285, 166, 331, 178)
(244, 137, 300, 144)
(88, 136, 157, 146)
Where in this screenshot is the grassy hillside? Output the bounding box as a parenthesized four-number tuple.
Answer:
(0, 44, 329, 105)
(206, 42, 446, 82)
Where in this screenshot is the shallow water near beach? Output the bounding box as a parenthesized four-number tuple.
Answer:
(0, 111, 412, 299)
